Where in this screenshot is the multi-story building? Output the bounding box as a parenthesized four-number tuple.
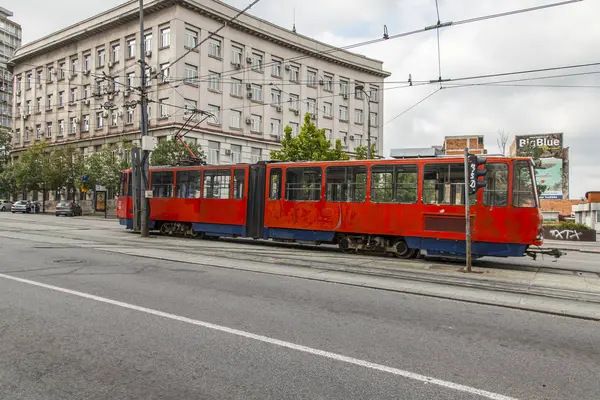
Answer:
(0, 7, 22, 131)
(8, 0, 390, 166)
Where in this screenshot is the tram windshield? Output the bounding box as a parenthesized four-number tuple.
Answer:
(512, 160, 538, 208)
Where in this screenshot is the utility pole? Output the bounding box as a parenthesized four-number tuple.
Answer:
(463, 147, 472, 271)
(366, 97, 371, 159)
(139, 0, 150, 237)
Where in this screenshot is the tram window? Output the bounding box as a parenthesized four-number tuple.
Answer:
(233, 169, 245, 199)
(423, 163, 474, 205)
(269, 168, 282, 200)
(483, 163, 508, 206)
(512, 161, 537, 208)
(175, 170, 201, 198)
(127, 172, 132, 197)
(203, 169, 231, 199)
(285, 167, 322, 201)
(120, 173, 127, 197)
(151, 171, 174, 198)
(325, 166, 366, 202)
(371, 164, 417, 203)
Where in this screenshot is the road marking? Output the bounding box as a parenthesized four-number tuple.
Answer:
(0, 273, 517, 400)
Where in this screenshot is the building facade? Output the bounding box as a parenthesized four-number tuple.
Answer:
(442, 135, 486, 156)
(0, 7, 22, 131)
(572, 192, 600, 233)
(8, 0, 390, 166)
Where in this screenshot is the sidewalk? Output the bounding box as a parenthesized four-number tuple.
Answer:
(542, 239, 600, 253)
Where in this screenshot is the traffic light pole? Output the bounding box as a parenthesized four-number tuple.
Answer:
(464, 147, 472, 272)
(139, 0, 150, 238)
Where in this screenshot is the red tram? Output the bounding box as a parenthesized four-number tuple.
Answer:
(117, 156, 543, 259)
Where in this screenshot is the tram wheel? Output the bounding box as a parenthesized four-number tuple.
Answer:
(338, 237, 352, 253)
(393, 239, 413, 259)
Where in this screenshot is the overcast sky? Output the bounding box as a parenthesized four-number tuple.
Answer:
(5, 0, 600, 198)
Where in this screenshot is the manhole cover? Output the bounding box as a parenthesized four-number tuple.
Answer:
(53, 259, 85, 264)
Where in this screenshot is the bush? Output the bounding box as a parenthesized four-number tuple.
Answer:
(543, 221, 591, 230)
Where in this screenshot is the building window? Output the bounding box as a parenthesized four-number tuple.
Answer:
(111, 111, 118, 127)
(127, 72, 135, 89)
(372, 164, 418, 204)
(230, 78, 242, 97)
(231, 45, 243, 65)
(323, 75, 333, 91)
(271, 89, 281, 105)
(307, 70, 317, 87)
(126, 38, 136, 58)
(24, 100, 30, 114)
(113, 76, 120, 92)
(81, 54, 90, 73)
(355, 109, 363, 124)
(289, 65, 299, 82)
(144, 32, 152, 52)
(96, 112, 104, 128)
(58, 91, 64, 107)
(370, 86, 379, 101)
(326, 166, 367, 202)
(70, 88, 77, 103)
(35, 97, 41, 112)
(251, 114, 262, 132)
(184, 64, 198, 84)
(208, 71, 220, 91)
(46, 94, 53, 109)
(184, 99, 197, 117)
(207, 141, 219, 165)
(323, 102, 332, 117)
(83, 115, 90, 132)
(151, 171, 174, 198)
(422, 163, 467, 205)
(16, 76, 22, 91)
(355, 82, 364, 99)
(127, 108, 134, 124)
(339, 106, 348, 121)
(208, 38, 221, 58)
(251, 148, 261, 164)
(58, 120, 64, 136)
(230, 110, 242, 129)
(271, 58, 282, 77)
(251, 84, 262, 101)
(307, 98, 316, 114)
(185, 28, 198, 49)
(59, 62, 66, 80)
(47, 67, 54, 82)
(289, 94, 299, 110)
(207, 104, 220, 125)
(36, 70, 43, 85)
(270, 118, 280, 136)
(70, 117, 78, 134)
(35, 124, 42, 139)
(251, 52, 263, 71)
(285, 167, 322, 201)
(340, 79, 348, 96)
(289, 122, 299, 136)
(159, 63, 169, 83)
(26, 73, 32, 89)
(159, 98, 168, 118)
(160, 27, 170, 48)
(111, 42, 120, 63)
(46, 122, 52, 138)
(231, 144, 242, 164)
(354, 134, 362, 148)
(144, 67, 152, 87)
(369, 112, 378, 127)
(97, 48, 105, 67)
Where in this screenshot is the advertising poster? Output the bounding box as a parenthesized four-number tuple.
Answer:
(515, 133, 564, 199)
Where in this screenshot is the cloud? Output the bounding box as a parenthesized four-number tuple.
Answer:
(9, 0, 600, 197)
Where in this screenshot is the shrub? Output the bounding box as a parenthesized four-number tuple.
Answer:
(543, 221, 591, 230)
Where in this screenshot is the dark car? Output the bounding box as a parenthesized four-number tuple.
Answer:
(55, 201, 83, 217)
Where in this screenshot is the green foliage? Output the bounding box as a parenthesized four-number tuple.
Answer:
(544, 221, 591, 230)
(13, 142, 54, 194)
(517, 142, 547, 196)
(270, 113, 349, 162)
(150, 137, 206, 166)
(0, 129, 11, 168)
(355, 144, 377, 160)
(0, 163, 17, 196)
(84, 144, 131, 194)
(50, 146, 85, 199)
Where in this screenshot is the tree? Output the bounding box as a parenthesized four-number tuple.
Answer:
(355, 144, 377, 160)
(517, 142, 547, 196)
(51, 146, 85, 200)
(0, 129, 11, 168)
(497, 130, 509, 156)
(13, 142, 54, 201)
(85, 143, 132, 196)
(0, 163, 17, 198)
(270, 113, 349, 161)
(150, 138, 206, 166)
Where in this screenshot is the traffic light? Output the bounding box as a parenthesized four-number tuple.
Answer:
(467, 154, 487, 195)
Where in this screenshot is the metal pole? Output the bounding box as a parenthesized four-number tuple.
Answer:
(464, 147, 472, 272)
(139, 0, 150, 237)
(366, 92, 371, 159)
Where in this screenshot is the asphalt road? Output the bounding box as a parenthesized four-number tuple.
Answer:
(0, 215, 599, 399)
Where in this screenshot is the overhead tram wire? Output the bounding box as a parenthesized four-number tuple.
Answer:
(381, 88, 443, 128)
(162, 0, 584, 84)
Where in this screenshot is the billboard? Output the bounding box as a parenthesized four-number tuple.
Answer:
(515, 133, 565, 199)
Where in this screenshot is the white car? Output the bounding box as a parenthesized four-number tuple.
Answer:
(0, 199, 12, 212)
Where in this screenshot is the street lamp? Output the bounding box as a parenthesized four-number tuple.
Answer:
(355, 84, 372, 159)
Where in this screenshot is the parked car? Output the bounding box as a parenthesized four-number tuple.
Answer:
(0, 199, 12, 211)
(11, 200, 30, 213)
(55, 201, 83, 217)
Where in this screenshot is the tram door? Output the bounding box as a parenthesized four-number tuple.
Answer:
(246, 164, 267, 238)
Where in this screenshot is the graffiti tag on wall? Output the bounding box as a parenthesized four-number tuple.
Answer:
(549, 229, 582, 240)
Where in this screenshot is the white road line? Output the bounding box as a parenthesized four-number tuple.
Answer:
(0, 273, 518, 400)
